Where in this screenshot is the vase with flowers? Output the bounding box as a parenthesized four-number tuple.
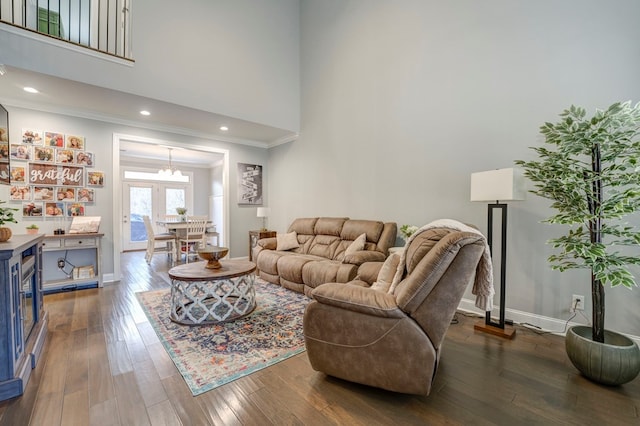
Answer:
(176, 207, 188, 222)
(400, 224, 418, 242)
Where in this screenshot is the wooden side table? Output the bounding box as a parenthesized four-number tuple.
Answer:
(249, 230, 276, 261)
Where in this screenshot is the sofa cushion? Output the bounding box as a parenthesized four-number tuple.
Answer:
(256, 250, 290, 275)
(314, 217, 348, 236)
(277, 231, 300, 251)
(288, 217, 318, 235)
(308, 234, 342, 259)
(344, 233, 366, 257)
(341, 220, 384, 247)
(370, 253, 400, 293)
(277, 254, 326, 284)
(302, 260, 358, 289)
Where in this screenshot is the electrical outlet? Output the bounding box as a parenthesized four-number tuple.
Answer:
(571, 294, 585, 311)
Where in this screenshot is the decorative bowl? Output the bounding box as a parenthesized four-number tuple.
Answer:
(197, 246, 229, 269)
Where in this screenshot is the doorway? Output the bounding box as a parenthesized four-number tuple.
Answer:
(122, 181, 190, 251)
(111, 134, 229, 283)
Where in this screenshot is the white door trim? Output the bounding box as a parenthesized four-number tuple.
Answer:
(111, 133, 230, 283)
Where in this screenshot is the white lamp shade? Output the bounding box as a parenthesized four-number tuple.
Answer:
(256, 207, 270, 218)
(470, 168, 526, 202)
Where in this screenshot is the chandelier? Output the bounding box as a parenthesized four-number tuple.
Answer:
(158, 148, 183, 177)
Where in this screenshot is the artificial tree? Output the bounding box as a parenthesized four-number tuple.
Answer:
(516, 101, 640, 344)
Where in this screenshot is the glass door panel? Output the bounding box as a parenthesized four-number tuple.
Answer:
(123, 183, 154, 251)
(165, 187, 186, 216)
(122, 181, 191, 251)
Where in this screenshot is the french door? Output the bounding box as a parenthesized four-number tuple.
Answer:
(122, 182, 189, 251)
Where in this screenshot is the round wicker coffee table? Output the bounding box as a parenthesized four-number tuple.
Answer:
(168, 259, 256, 325)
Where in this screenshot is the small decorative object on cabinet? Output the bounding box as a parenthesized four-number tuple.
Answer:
(41, 233, 103, 293)
(0, 200, 18, 242)
(249, 230, 276, 262)
(0, 234, 48, 401)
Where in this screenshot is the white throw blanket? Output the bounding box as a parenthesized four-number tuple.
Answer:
(390, 219, 494, 311)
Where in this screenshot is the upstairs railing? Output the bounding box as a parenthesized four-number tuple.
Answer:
(0, 0, 132, 60)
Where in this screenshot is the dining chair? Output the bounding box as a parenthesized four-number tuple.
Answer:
(206, 224, 220, 246)
(142, 215, 177, 264)
(176, 218, 208, 263)
(186, 216, 210, 248)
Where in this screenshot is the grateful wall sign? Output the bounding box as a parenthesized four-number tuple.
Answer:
(9, 128, 104, 218)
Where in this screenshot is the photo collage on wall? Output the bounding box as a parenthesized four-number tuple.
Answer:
(9, 129, 104, 218)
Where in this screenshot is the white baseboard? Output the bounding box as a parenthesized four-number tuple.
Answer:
(103, 273, 116, 283)
(458, 297, 640, 345)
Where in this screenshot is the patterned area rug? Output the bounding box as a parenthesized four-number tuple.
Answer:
(135, 280, 311, 396)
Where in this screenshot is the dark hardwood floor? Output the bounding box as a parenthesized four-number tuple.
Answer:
(0, 251, 639, 425)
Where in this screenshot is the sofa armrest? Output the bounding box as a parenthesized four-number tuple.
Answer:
(311, 283, 404, 318)
(257, 237, 277, 250)
(356, 262, 384, 285)
(343, 250, 386, 265)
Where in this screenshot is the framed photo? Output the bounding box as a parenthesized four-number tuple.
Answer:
(22, 129, 43, 145)
(10, 185, 31, 201)
(56, 149, 75, 164)
(10, 144, 31, 160)
(45, 131, 64, 147)
(33, 146, 55, 163)
(75, 151, 94, 166)
(56, 187, 75, 202)
(22, 202, 43, 217)
(44, 202, 65, 217)
(69, 216, 101, 233)
(66, 135, 85, 150)
(10, 165, 27, 183)
(77, 187, 95, 202)
(33, 186, 55, 201)
(67, 203, 85, 217)
(87, 171, 104, 186)
(237, 163, 263, 205)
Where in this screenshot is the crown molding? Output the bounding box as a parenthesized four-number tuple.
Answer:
(268, 132, 299, 148)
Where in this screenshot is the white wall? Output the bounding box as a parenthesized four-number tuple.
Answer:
(0, 0, 300, 132)
(267, 0, 640, 335)
(0, 105, 270, 277)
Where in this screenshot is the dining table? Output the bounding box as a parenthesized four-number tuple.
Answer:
(156, 219, 219, 245)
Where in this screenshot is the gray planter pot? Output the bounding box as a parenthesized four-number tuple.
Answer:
(566, 325, 640, 385)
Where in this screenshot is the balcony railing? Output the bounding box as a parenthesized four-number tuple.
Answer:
(0, 0, 132, 60)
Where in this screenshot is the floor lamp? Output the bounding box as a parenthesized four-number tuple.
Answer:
(470, 168, 525, 339)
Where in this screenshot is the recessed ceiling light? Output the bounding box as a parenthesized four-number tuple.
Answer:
(23, 87, 38, 93)
(140, 110, 151, 116)
(220, 126, 229, 131)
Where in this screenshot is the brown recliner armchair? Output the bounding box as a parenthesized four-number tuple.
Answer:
(303, 227, 487, 395)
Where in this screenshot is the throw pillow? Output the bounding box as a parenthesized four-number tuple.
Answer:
(276, 231, 299, 251)
(344, 233, 366, 257)
(370, 253, 400, 293)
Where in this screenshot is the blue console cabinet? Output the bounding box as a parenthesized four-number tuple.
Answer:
(0, 234, 48, 401)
